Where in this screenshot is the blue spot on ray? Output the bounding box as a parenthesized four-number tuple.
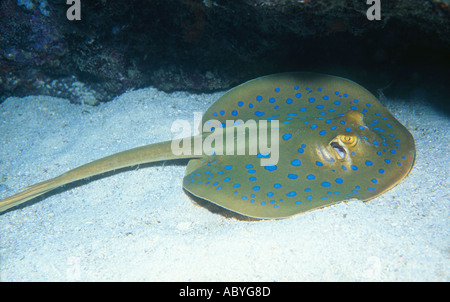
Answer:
(287, 191, 297, 197)
(265, 165, 278, 172)
(282, 133, 292, 141)
(291, 159, 301, 166)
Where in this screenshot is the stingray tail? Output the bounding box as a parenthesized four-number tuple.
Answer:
(0, 138, 201, 213)
(0, 177, 67, 213)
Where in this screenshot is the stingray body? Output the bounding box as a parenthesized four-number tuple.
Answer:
(0, 73, 415, 219)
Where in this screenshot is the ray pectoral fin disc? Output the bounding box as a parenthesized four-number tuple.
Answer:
(183, 72, 415, 219)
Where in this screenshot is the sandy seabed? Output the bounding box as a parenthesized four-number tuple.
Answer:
(0, 87, 448, 281)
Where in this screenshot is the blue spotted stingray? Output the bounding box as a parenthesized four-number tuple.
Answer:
(0, 72, 415, 219)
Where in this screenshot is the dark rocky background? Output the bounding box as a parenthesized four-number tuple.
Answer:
(0, 0, 448, 111)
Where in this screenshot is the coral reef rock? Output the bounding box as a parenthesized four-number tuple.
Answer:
(1, 0, 449, 105)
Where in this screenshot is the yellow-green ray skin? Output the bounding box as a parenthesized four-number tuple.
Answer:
(0, 72, 415, 219)
(183, 73, 415, 218)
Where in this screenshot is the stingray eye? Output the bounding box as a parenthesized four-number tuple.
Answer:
(339, 134, 358, 147)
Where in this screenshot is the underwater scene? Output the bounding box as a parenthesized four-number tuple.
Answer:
(0, 0, 448, 282)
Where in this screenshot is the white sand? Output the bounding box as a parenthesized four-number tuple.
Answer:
(0, 87, 448, 281)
